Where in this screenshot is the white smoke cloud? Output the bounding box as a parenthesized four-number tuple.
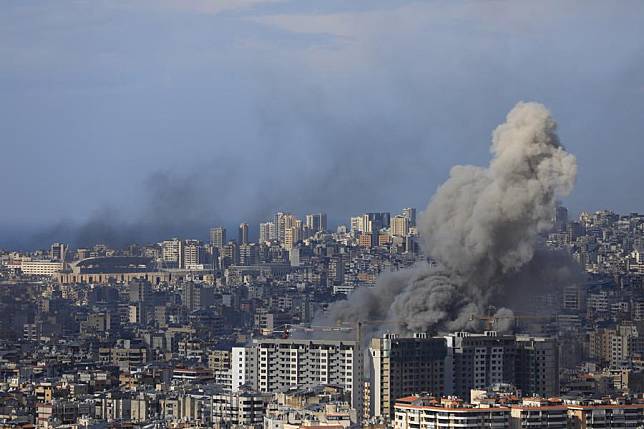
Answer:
(324, 101, 577, 335)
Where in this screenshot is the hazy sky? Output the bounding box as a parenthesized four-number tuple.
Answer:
(1, 0, 643, 249)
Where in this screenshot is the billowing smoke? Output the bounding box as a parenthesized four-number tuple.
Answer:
(323, 101, 577, 335)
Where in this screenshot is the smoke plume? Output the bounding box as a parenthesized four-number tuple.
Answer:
(324, 101, 577, 334)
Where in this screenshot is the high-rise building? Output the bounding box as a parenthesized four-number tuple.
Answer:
(274, 212, 298, 243)
(274, 212, 287, 243)
(350, 216, 366, 233)
(283, 226, 301, 250)
(402, 208, 417, 227)
(445, 331, 517, 401)
(562, 284, 583, 311)
(181, 240, 204, 269)
(351, 212, 390, 234)
(245, 338, 363, 416)
(359, 232, 376, 248)
(554, 206, 568, 232)
(305, 213, 327, 233)
(366, 212, 391, 229)
(209, 227, 226, 248)
(370, 333, 448, 420)
(363, 214, 377, 233)
(181, 281, 215, 312)
(128, 279, 152, 304)
(231, 346, 257, 391)
(515, 335, 559, 397)
(405, 235, 419, 254)
(329, 255, 345, 285)
(162, 238, 182, 267)
(50, 242, 67, 262)
(238, 223, 249, 245)
(259, 222, 275, 243)
(239, 243, 259, 266)
(220, 241, 239, 267)
(391, 215, 410, 237)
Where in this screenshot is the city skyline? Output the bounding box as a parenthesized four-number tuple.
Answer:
(2, 2, 644, 428)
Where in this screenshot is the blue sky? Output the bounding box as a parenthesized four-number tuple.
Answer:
(1, 0, 643, 248)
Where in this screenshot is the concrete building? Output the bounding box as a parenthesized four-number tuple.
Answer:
(284, 226, 301, 250)
(509, 399, 567, 429)
(259, 222, 276, 243)
(515, 335, 560, 397)
(209, 226, 226, 248)
(239, 223, 249, 245)
(370, 333, 448, 420)
(306, 213, 327, 233)
(393, 397, 510, 429)
(231, 346, 257, 391)
(239, 243, 259, 266)
(358, 233, 375, 248)
(242, 338, 363, 417)
(181, 239, 204, 269)
(128, 279, 152, 304)
(391, 215, 409, 237)
(402, 208, 417, 227)
(274, 212, 298, 243)
(50, 242, 67, 262)
(221, 241, 240, 267)
(445, 331, 517, 401)
(99, 340, 147, 370)
(208, 349, 232, 371)
(162, 238, 182, 267)
(20, 260, 64, 276)
(181, 281, 215, 312)
(566, 403, 644, 428)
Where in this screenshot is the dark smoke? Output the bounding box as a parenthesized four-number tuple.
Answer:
(324, 101, 578, 335)
(4, 82, 439, 250)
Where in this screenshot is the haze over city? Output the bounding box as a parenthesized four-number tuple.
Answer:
(3, 2, 644, 429)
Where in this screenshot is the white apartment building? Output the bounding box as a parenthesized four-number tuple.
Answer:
(231, 346, 257, 391)
(20, 260, 64, 276)
(233, 338, 363, 418)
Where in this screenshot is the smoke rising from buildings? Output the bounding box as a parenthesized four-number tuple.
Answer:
(324, 101, 577, 335)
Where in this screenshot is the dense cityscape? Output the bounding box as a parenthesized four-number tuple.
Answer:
(3, 1, 644, 429)
(2, 206, 644, 428)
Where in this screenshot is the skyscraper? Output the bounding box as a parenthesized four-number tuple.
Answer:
(221, 241, 239, 267)
(305, 213, 327, 233)
(274, 212, 298, 243)
(370, 333, 448, 420)
(402, 207, 417, 227)
(209, 226, 226, 248)
(350, 216, 366, 233)
(554, 205, 568, 232)
(445, 331, 517, 401)
(391, 215, 410, 237)
(274, 212, 287, 242)
(259, 222, 275, 243)
(283, 226, 301, 250)
(238, 223, 249, 245)
(239, 243, 259, 266)
(352, 212, 391, 234)
(181, 239, 204, 269)
(128, 279, 152, 304)
(515, 335, 559, 397)
(50, 242, 67, 262)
